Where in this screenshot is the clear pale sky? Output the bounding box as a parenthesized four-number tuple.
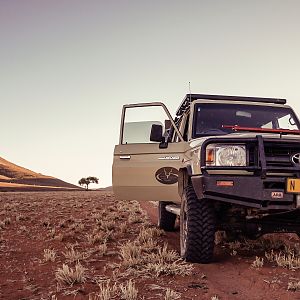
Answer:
(1, 0, 300, 187)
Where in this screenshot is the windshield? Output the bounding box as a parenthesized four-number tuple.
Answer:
(193, 103, 300, 138)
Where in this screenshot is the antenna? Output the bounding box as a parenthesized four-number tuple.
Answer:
(189, 81, 191, 103)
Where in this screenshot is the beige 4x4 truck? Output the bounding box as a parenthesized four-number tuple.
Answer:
(113, 94, 300, 263)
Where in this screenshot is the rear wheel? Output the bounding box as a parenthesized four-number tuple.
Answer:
(158, 201, 177, 231)
(180, 184, 216, 263)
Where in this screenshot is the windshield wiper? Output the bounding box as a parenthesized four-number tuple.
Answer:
(222, 125, 300, 135)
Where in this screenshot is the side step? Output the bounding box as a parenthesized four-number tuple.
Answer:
(165, 204, 181, 216)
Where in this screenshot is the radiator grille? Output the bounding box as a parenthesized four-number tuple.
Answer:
(249, 142, 300, 168)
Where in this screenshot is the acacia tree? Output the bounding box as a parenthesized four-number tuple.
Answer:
(78, 176, 99, 190)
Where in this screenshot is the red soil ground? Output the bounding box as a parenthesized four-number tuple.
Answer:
(0, 191, 300, 299)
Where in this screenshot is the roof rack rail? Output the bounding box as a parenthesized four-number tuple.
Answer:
(176, 94, 287, 116)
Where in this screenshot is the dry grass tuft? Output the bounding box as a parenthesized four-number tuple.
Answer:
(96, 219, 116, 231)
(55, 263, 86, 285)
(69, 222, 85, 233)
(148, 244, 179, 263)
(226, 240, 241, 256)
(136, 227, 164, 242)
(62, 245, 89, 262)
(128, 214, 145, 224)
(251, 256, 264, 268)
(164, 288, 181, 300)
(87, 231, 112, 245)
(43, 249, 56, 262)
(265, 249, 300, 270)
(91, 280, 138, 300)
(97, 242, 108, 257)
(120, 242, 142, 268)
(227, 241, 241, 251)
(47, 228, 56, 239)
(119, 222, 128, 234)
(120, 279, 138, 300)
(287, 281, 300, 291)
(139, 237, 158, 253)
(145, 259, 193, 277)
(95, 280, 118, 300)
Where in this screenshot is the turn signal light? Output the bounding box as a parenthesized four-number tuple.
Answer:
(217, 181, 234, 187)
(206, 148, 215, 165)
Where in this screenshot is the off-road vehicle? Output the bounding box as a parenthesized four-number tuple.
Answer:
(113, 94, 300, 263)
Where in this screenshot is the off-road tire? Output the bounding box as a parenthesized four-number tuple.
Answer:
(180, 184, 216, 263)
(158, 201, 177, 231)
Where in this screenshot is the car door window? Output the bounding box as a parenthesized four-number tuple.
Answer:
(122, 106, 175, 144)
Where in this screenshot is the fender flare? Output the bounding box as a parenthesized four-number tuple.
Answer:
(178, 167, 191, 198)
(178, 166, 204, 199)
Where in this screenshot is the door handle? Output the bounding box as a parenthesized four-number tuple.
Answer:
(120, 155, 131, 159)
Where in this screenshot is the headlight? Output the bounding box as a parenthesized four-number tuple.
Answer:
(206, 144, 246, 166)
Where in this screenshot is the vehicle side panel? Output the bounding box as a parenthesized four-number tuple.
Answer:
(113, 143, 188, 203)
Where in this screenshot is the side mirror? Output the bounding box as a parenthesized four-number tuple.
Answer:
(150, 124, 163, 142)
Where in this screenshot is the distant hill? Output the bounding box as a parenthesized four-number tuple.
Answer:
(0, 156, 80, 191)
(98, 186, 113, 191)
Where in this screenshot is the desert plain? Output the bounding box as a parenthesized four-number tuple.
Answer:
(1, 190, 300, 300)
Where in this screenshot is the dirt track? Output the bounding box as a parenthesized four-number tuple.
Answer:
(0, 191, 300, 299)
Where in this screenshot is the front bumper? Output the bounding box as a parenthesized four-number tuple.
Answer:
(191, 175, 296, 210)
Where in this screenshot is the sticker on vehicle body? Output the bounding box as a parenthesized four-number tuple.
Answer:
(155, 167, 179, 185)
(158, 156, 180, 160)
(271, 192, 284, 199)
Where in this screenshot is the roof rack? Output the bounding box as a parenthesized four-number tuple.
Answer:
(176, 94, 287, 116)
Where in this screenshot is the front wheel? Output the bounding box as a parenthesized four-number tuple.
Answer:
(180, 184, 216, 263)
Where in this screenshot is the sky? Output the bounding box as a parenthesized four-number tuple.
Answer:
(1, 0, 300, 188)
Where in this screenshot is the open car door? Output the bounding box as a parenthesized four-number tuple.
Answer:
(112, 102, 187, 203)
